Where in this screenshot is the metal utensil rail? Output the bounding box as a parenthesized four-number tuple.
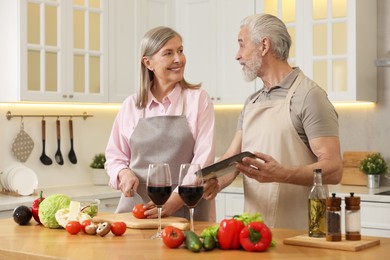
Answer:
(5, 111, 93, 120)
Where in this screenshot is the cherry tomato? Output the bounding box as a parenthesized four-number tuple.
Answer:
(81, 219, 92, 233)
(161, 226, 185, 248)
(132, 204, 147, 219)
(110, 221, 127, 236)
(66, 221, 82, 235)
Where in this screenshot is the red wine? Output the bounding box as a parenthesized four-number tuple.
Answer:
(147, 186, 172, 206)
(179, 185, 204, 207)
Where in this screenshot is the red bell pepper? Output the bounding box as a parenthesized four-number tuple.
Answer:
(217, 218, 245, 250)
(239, 222, 272, 252)
(32, 191, 45, 224)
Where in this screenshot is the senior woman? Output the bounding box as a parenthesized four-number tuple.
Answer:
(105, 26, 216, 221)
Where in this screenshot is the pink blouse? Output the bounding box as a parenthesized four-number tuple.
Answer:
(105, 84, 215, 190)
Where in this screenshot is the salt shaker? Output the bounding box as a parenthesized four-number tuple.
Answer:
(326, 193, 342, 241)
(345, 192, 361, 240)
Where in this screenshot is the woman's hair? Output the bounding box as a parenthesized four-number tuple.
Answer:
(136, 26, 200, 109)
(241, 14, 291, 60)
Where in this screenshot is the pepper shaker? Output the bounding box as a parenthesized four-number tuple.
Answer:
(326, 193, 342, 241)
(345, 192, 361, 241)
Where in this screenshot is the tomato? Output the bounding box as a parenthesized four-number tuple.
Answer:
(66, 221, 82, 235)
(161, 226, 185, 248)
(132, 204, 147, 219)
(110, 221, 127, 236)
(81, 219, 92, 233)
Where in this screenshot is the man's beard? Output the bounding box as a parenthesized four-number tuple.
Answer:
(242, 51, 262, 82)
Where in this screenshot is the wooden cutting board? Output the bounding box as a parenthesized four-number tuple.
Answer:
(283, 234, 380, 251)
(92, 213, 190, 230)
(341, 151, 376, 186)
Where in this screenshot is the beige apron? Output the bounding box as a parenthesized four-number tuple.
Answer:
(115, 100, 210, 221)
(242, 71, 318, 229)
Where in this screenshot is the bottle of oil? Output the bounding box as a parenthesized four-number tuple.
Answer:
(308, 168, 327, 237)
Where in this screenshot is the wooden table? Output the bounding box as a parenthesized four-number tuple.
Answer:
(0, 217, 389, 260)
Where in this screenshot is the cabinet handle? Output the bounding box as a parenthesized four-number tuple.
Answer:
(211, 97, 215, 101)
(216, 97, 221, 101)
(68, 94, 74, 98)
(62, 94, 67, 98)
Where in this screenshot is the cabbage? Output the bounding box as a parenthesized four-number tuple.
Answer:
(38, 194, 71, 228)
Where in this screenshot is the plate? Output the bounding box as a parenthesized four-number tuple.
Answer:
(7, 164, 25, 192)
(10, 166, 38, 196)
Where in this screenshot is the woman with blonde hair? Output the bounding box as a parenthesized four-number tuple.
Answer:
(105, 26, 215, 221)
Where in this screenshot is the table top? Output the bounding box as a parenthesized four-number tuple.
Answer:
(1, 216, 389, 260)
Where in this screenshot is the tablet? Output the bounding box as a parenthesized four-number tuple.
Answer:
(201, 151, 256, 180)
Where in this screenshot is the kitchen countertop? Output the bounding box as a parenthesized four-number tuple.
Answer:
(0, 184, 121, 212)
(0, 216, 389, 260)
(222, 177, 390, 203)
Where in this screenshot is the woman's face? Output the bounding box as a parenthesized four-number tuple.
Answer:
(145, 35, 186, 87)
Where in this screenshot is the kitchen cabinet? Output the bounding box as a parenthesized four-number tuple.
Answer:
(257, 0, 377, 102)
(108, 0, 175, 103)
(175, 0, 257, 105)
(215, 189, 244, 222)
(0, 0, 109, 103)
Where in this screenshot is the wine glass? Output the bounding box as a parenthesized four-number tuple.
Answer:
(146, 163, 172, 239)
(178, 163, 204, 232)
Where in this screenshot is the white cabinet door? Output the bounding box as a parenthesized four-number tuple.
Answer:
(175, 0, 256, 105)
(1, 0, 109, 103)
(108, 0, 175, 103)
(257, 0, 377, 102)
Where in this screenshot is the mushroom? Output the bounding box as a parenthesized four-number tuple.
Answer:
(85, 223, 97, 235)
(96, 222, 111, 237)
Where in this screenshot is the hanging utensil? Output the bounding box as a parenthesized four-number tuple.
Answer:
(54, 119, 64, 165)
(40, 119, 53, 165)
(68, 118, 77, 164)
(12, 119, 34, 162)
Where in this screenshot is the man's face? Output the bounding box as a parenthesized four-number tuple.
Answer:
(236, 26, 262, 82)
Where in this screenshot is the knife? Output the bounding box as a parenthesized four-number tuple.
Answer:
(201, 151, 256, 180)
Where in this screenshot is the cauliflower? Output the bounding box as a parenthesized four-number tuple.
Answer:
(55, 201, 92, 228)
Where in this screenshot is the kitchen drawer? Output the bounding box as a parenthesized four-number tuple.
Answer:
(360, 201, 390, 237)
(0, 210, 13, 219)
(224, 193, 244, 218)
(99, 197, 120, 213)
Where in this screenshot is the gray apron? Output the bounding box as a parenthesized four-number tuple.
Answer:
(115, 102, 210, 221)
(242, 72, 318, 229)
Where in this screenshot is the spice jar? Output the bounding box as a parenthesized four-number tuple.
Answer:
(345, 192, 361, 241)
(326, 193, 342, 241)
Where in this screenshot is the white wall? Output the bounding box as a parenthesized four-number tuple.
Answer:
(0, 104, 118, 188)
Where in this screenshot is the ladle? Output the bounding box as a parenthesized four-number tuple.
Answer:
(54, 119, 64, 165)
(39, 119, 52, 165)
(68, 118, 77, 164)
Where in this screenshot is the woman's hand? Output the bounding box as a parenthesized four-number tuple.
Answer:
(118, 168, 140, 197)
(203, 178, 221, 200)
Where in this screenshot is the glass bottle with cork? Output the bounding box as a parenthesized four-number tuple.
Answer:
(308, 168, 327, 237)
(345, 192, 361, 240)
(326, 193, 342, 241)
